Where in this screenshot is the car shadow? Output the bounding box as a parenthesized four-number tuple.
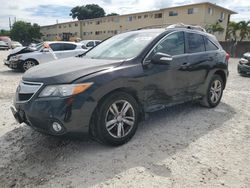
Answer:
(0, 69, 23, 75)
(0, 102, 236, 187)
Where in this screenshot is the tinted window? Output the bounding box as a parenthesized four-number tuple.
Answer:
(86, 41, 94, 47)
(63, 43, 76, 50)
(204, 37, 218, 51)
(186, 33, 205, 53)
(81, 45, 87, 49)
(50, 43, 63, 51)
(150, 32, 185, 57)
(96, 41, 101, 45)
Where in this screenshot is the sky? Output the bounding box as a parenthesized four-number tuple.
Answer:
(0, 0, 249, 30)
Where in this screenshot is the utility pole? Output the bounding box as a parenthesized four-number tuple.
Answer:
(9, 17, 12, 30)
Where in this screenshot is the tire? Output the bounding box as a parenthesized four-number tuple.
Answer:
(22, 59, 37, 72)
(92, 91, 139, 146)
(200, 74, 224, 108)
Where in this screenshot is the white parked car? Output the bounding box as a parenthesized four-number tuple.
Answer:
(11, 41, 23, 49)
(79, 40, 101, 49)
(4, 41, 87, 71)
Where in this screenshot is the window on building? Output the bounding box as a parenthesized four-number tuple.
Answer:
(144, 14, 148, 18)
(220, 12, 225, 20)
(154, 13, 162, 19)
(114, 18, 119, 23)
(169, 11, 178, 16)
(138, 15, 141, 19)
(58, 25, 61, 28)
(208, 8, 213, 15)
(69, 24, 71, 27)
(188, 8, 194, 14)
(75, 23, 78, 27)
(128, 16, 133, 21)
(186, 33, 205, 53)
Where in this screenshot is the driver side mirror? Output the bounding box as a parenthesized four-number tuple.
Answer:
(151, 52, 173, 65)
(42, 48, 50, 53)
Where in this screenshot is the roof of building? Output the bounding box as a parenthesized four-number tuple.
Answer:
(41, 2, 237, 28)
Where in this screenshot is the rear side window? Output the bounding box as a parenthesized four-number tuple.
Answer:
(63, 43, 77, 50)
(204, 37, 218, 51)
(186, 33, 205, 53)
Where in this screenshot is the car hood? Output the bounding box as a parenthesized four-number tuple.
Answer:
(22, 57, 123, 84)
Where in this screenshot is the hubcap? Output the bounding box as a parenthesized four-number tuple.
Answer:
(23, 61, 35, 71)
(105, 100, 135, 138)
(210, 79, 222, 104)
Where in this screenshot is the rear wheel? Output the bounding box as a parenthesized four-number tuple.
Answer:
(22, 60, 37, 71)
(200, 75, 224, 108)
(92, 92, 139, 146)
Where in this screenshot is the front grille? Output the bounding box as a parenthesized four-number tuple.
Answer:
(16, 81, 43, 102)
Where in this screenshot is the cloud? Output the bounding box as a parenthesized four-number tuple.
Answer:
(25, 5, 72, 18)
(0, 0, 249, 30)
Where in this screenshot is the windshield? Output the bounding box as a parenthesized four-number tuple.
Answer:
(85, 30, 162, 60)
(35, 43, 43, 51)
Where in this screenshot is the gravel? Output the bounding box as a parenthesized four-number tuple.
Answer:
(0, 50, 249, 188)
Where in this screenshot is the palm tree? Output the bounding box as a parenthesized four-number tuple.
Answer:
(226, 21, 250, 57)
(206, 22, 224, 34)
(238, 20, 250, 41)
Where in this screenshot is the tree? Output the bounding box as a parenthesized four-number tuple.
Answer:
(10, 21, 42, 45)
(0, 29, 10, 36)
(206, 22, 224, 34)
(238, 20, 250, 41)
(70, 4, 105, 20)
(106, 13, 119, 17)
(226, 20, 250, 57)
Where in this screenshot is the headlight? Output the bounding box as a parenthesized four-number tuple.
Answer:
(10, 55, 22, 61)
(39, 83, 93, 97)
(239, 58, 249, 64)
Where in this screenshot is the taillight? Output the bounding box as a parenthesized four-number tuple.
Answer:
(226, 53, 230, 61)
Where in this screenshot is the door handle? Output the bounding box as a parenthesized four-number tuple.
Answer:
(181, 62, 190, 68)
(207, 57, 213, 61)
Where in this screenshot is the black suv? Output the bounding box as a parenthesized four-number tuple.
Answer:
(11, 25, 229, 145)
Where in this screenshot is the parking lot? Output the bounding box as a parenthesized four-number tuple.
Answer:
(0, 50, 249, 187)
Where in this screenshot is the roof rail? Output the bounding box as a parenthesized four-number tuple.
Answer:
(166, 23, 206, 32)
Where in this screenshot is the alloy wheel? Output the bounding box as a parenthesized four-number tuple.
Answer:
(105, 100, 135, 138)
(23, 60, 35, 71)
(209, 79, 222, 104)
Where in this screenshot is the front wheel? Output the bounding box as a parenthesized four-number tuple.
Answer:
(92, 92, 139, 146)
(22, 60, 37, 71)
(200, 75, 224, 108)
